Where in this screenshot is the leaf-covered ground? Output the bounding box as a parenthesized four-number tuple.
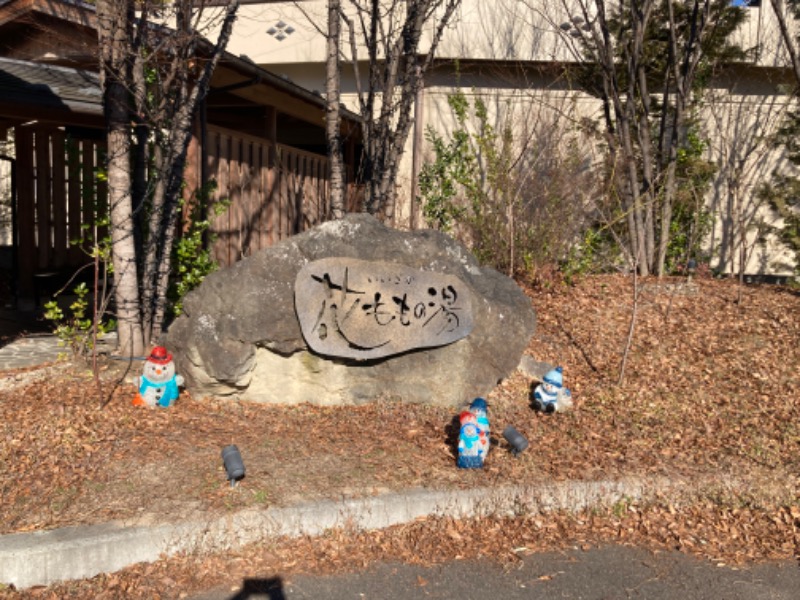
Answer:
(1, 274, 798, 598)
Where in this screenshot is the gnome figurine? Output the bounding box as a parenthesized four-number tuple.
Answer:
(469, 397, 490, 455)
(457, 398, 491, 468)
(532, 366, 572, 413)
(133, 346, 184, 407)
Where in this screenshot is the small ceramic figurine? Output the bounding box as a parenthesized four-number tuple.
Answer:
(459, 410, 477, 427)
(457, 397, 491, 468)
(470, 397, 490, 439)
(133, 346, 184, 407)
(457, 422, 486, 468)
(532, 366, 572, 413)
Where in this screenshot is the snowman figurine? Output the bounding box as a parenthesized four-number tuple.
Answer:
(133, 346, 184, 407)
(457, 421, 487, 469)
(532, 366, 572, 413)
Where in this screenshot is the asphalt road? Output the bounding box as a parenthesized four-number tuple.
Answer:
(188, 544, 800, 600)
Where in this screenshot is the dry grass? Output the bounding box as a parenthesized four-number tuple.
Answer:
(1, 274, 798, 598)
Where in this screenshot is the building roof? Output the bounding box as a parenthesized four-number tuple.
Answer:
(0, 56, 101, 115)
(0, 0, 361, 129)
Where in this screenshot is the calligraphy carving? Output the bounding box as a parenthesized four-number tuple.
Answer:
(294, 258, 474, 359)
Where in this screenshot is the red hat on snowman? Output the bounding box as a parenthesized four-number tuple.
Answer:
(147, 346, 173, 365)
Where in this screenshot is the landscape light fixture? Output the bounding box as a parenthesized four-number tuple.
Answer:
(221, 445, 246, 487)
(502, 425, 529, 457)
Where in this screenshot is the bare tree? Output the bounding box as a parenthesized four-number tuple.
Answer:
(551, 0, 746, 276)
(340, 0, 462, 218)
(771, 0, 800, 83)
(705, 90, 790, 278)
(95, 0, 239, 356)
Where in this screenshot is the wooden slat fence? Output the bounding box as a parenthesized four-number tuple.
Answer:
(9, 122, 361, 300)
(13, 125, 105, 298)
(206, 124, 357, 268)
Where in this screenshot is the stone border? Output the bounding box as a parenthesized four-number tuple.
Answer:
(0, 474, 748, 589)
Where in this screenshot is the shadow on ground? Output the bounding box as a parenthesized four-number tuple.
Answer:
(0, 307, 49, 347)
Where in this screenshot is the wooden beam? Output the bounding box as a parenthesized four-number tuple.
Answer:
(52, 129, 67, 267)
(34, 126, 51, 268)
(211, 70, 326, 129)
(15, 126, 35, 295)
(0, 102, 103, 128)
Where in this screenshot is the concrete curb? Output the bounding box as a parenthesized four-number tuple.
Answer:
(0, 474, 719, 590)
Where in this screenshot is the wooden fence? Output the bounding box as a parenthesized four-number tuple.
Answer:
(12, 125, 105, 299)
(8, 122, 358, 301)
(205, 125, 359, 268)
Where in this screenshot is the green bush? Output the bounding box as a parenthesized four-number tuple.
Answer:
(44, 282, 115, 358)
(169, 181, 229, 316)
(417, 90, 597, 282)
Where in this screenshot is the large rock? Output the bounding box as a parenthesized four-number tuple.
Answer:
(164, 214, 536, 407)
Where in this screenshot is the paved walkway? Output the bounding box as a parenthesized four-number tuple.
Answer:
(0, 328, 118, 370)
(0, 333, 67, 369)
(189, 545, 800, 600)
(0, 305, 54, 369)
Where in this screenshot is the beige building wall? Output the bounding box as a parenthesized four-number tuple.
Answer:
(702, 78, 797, 275)
(218, 1, 797, 275)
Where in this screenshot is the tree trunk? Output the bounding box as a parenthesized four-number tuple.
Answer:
(657, 161, 678, 276)
(131, 40, 150, 264)
(630, 0, 656, 272)
(326, 0, 346, 219)
(144, 2, 239, 344)
(107, 124, 145, 358)
(594, 0, 650, 275)
(96, 0, 145, 358)
(656, 0, 707, 276)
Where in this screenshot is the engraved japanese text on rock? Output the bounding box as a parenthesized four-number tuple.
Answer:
(295, 257, 474, 360)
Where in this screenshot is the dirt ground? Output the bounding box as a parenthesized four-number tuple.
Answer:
(0, 274, 798, 597)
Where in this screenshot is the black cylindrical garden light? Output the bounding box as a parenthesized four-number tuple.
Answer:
(221, 444, 245, 487)
(502, 425, 529, 457)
